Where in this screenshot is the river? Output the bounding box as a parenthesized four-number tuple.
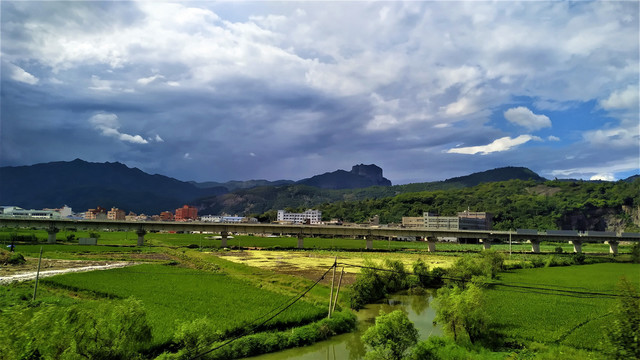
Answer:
(245, 290, 441, 360)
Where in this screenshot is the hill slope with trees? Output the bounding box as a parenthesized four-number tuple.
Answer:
(314, 178, 640, 232)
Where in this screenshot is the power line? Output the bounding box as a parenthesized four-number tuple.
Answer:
(189, 262, 336, 360)
(337, 261, 636, 299)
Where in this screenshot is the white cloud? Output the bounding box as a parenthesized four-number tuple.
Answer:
(88, 75, 113, 91)
(600, 85, 639, 110)
(249, 152, 256, 157)
(137, 74, 165, 86)
(8, 63, 39, 85)
(550, 157, 639, 180)
(89, 113, 148, 144)
(583, 126, 639, 148)
(548, 135, 560, 141)
(590, 173, 615, 181)
(184, 153, 192, 160)
(447, 135, 540, 155)
(154, 134, 164, 142)
(504, 107, 551, 131)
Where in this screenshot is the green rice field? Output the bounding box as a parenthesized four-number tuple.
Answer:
(42, 263, 327, 344)
(483, 262, 640, 351)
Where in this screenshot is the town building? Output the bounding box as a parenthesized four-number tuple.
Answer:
(107, 207, 125, 221)
(276, 209, 322, 224)
(160, 211, 174, 221)
(125, 212, 138, 221)
(85, 206, 107, 220)
(423, 211, 493, 230)
(175, 205, 198, 221)
(0, 206, 62, 219)
(402, 216, 423, 228)
(201, 215, 258, 223)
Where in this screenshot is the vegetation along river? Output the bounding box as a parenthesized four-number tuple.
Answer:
(245, 291, 441, 360)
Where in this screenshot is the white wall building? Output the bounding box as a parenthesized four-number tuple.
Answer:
(0, 206, 63, 219)
(277, 209, 322, 224)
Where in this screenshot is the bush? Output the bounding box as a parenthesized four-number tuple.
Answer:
(362, 310, 419, 360)
(434, 283, 489, 345)
(0, 298, 152, 359)
(603, 277, 640, 359)
(631, 242, 640, 264)
(8, 253, 26, 265)
(446, 251, 504, 287)
(555, 246, 564, 254)
(202, 310, 356, 360)
(571, 253, 586, 265)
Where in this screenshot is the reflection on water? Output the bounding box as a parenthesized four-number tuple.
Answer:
(244, 290, 441, 360)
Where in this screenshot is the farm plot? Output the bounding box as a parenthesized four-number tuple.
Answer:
(483, 263, 640, 350)
(42, 263, 327, 344)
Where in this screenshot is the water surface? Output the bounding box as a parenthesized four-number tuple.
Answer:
(245, 291, 441, 360)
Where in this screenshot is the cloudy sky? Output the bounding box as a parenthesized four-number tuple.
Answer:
(1, 1, 638, 184)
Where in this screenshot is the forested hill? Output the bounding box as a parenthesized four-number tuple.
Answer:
(194, 166, 547, 216)
(0, 159, 227, 214)
(315, 179, 640, 233)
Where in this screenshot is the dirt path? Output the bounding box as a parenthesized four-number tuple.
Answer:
(0, 260, 138, 285)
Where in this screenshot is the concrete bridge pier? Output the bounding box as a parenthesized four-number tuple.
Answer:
(220, 231, 228, 247)
(426, 237, 437, 252)
(530, 240, 541, 253)
(47, 227, 59, 244)
(570, 240, 583, 253)
(482, 239, 491, 250)
(606, 240, 619, 255)
(136, 229, 147, 246)
(365, 236, 373, 250)
(297, 234, 304, 249)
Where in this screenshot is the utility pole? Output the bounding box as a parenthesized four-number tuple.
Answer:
(509, 230, 512, 259)
(332, 267, 344, 314)
(32, 247, 43, 301)
(328, 257, 337, 318)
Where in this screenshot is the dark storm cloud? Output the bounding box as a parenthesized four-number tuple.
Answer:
(1, 1, 638, 183)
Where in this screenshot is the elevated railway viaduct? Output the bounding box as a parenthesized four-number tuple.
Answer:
(1, 218, 638, 255)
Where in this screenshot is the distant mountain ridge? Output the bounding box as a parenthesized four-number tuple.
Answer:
(0, 159, 226, 214)
(297, 164, 392, 189)
(1, 160, 560, 216)
(194, 166, 549, 216)
(190, 179, 294, 192)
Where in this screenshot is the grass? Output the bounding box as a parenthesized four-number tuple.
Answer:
(483, 262, 640, 351)
(41, 263, 327, 344)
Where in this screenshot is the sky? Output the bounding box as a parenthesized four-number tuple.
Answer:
(1, 1, 639, 184)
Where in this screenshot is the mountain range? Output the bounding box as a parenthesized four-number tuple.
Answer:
(1, 159, 554, 215)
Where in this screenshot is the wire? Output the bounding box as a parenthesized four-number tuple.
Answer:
(336, 261, 637, 299)
(189, 262, 336, 360)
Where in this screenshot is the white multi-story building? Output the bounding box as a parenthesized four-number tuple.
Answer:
(0, 206, 63, 219)
(277, 209, 322, 224)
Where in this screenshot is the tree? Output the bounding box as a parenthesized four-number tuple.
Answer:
(604, 277, 640, 359)
(362, 310, 419, 360)
(434, 283, 488, 345)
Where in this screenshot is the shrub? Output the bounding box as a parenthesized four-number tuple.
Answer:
(555, 246, 564, 254)
(362, 310, 419, 360)
(434, 283, 489, 345)
(571, 253, 586, 265)
(631, 242, 640, 264)
(8, 253, 26, 265)
(603, 277, 640, 359)
(0, 298, 152, 359)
